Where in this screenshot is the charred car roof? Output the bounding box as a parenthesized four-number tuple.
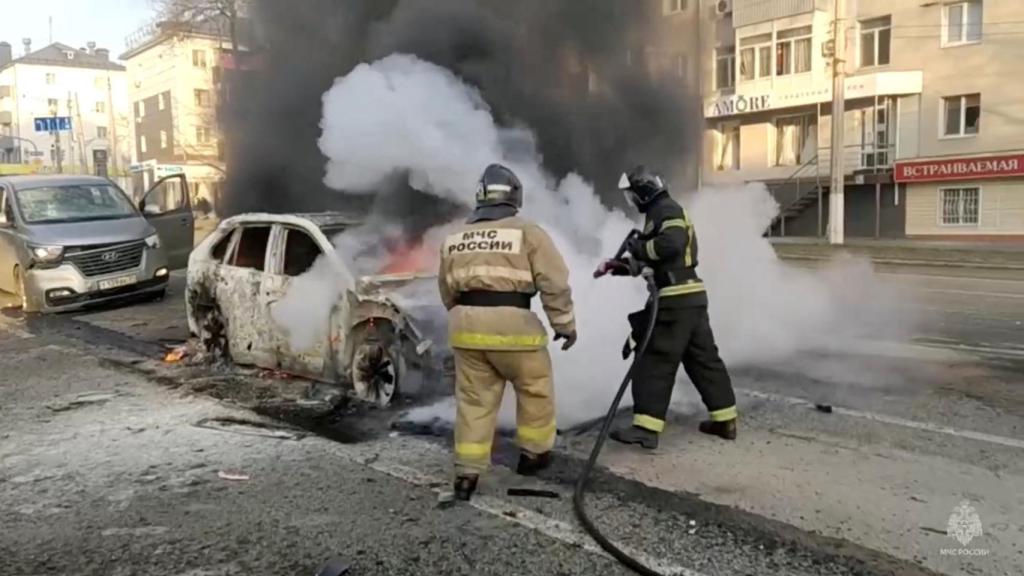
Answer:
(220, 212, 364, 230)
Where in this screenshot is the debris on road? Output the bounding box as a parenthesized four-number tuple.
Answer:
(46, 391, 120, 412)
(163, 345, 190, 363)
(217, 470, 251, 482)
(507, 488, 560, 499)
(315, 557, 352, 576)
(815, 403, 834, 414)
(194, 416, 308, 441)
(437, 492, 457, 509)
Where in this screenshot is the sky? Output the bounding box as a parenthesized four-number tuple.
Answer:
(0, 0, 156, 61)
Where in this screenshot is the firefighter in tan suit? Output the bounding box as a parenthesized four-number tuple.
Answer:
(438, 164, 577, 501)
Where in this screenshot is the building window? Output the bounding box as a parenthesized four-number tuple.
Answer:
(663, 0, 686, 15)
(140, 136, 148, 154)
(192, 49, 208, 68)
(95, 101, 106, 114)
(160, 130, 169, 149)
(194, 89, 212, 108)
(940, 187, 980, 225)
(47, 98, 59, 113)
(158, 93, 166, 111)
(46, 73, 56, 85)
(776, 26, 813, 76)
(196, 126, 211, 144)
(860, 103, 892, 167)
(774, 114, 817, 166)
(860, 16, 891, 67)
(715, 47, 736, 90)
(138, 100, 146, 118)
(715, 122, 740, 171)
(942, 94, 980, 137)
(97, 126, 108, 139)
(739, 33, 772, 81)
(943, 1, 983, 46)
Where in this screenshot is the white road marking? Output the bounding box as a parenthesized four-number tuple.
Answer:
(876, 271, 1024, 285)
(360, 458, 704, 576)
(918, 288, 1024, 299)
(739, 389, 1024, 451)
(914, 341, 1024, 358)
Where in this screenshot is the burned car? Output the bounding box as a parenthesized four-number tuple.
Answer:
(185, 213, 447, 407)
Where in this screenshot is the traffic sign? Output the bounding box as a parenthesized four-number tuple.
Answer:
(33, 117, 72, 132)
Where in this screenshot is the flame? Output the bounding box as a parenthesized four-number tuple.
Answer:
(380, 241, 434, 275)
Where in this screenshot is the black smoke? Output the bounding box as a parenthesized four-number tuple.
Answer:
(221, 0, 699, 227)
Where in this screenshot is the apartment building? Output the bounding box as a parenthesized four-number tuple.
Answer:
(0, 40, 130, 177)
(696, 0, 1023, 240)
(120, 20, 231, 205)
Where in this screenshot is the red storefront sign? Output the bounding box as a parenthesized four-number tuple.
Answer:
(894, 154, 1024, 183)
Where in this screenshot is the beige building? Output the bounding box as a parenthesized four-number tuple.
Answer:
(0, 40, 131, 178)
(120, 20, 230, 206)
(692, 0, 1023, 241)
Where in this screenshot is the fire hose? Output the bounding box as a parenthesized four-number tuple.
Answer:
(573, 230, 666, 576)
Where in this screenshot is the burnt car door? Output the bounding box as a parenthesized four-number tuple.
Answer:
(217, 224, 278, 368)
(139, 174, 194, 269)
(262, 224, 333, 379)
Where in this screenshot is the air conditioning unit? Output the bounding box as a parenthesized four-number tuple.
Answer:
(715, 0, 733, 16)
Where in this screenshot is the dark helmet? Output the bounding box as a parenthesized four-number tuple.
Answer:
(618, 165, 668, 209)
(476, 163, 523, 210)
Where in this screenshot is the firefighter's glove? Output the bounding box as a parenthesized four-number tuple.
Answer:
(554, 330, 577, 351)
(619, 257, 644, 277)
(594, 259, 628, 278)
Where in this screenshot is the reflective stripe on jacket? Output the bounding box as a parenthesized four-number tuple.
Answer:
(439, 216, 575, 351)
(634, 195, 707, 304)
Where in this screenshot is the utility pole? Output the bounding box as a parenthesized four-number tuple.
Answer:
(52, 127, 63, 174)
(107, 74, 118, 174)
(828, 0, 848, 245)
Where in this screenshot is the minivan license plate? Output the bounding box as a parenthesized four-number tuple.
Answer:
(98, 275, 137, 291)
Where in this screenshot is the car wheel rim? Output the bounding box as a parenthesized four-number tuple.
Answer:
(353, 344, 397, 407)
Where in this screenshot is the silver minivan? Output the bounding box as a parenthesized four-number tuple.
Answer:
(0, 174, 194, 313)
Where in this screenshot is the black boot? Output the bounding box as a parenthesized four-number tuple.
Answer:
(516, 451, 552, 476)
(609, 426, 659, 449)
(698, 418, 737, 440)
(453, 474, 478, 501)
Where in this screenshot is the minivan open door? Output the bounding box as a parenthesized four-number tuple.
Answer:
(140, 174, 194, 270)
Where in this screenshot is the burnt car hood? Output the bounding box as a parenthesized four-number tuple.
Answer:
(358, 273, 447, 348)
(26, 217, 156, 247)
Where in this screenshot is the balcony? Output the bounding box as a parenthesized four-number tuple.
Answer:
(732, 0, 830, 28)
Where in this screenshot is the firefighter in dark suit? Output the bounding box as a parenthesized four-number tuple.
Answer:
(595, 166, 737, 449)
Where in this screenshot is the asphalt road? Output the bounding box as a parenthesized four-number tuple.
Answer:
(1, 260, 1021, 576)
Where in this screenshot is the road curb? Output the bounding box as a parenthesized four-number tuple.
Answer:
(775, 253, 1024, 271)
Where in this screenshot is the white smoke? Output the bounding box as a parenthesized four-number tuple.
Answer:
(275, 54, 912, 428)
